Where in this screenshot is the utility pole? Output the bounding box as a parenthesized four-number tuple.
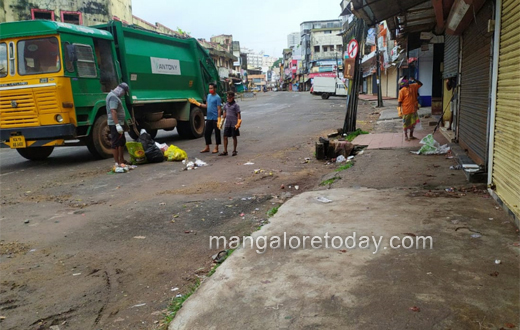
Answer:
(376, 23, 383, 107)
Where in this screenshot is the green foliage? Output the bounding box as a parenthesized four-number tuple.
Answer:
(346, 129, 369, 142)
(335, 163, 353, 172)
(320, 177, 341, 186)
(161, 279, 200, 329)
(267, 206, 280, 217)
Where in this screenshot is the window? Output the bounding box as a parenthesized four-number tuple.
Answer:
(9, 42, 15, 76)
(0, 43, 7, 77)
(31, 9, 55, 20)
(61, 11, 82, 25)
(93, 39, 117, 91)
(314, 46, 320, 52)
(74, 44, 97, 77)
(323, 46, 328, 52)
(18, 37, 61, 75)
(330, 45, 335, 52)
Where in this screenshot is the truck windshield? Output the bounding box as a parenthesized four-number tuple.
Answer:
(18, 37, 61, 75)
(0, 43, 7, 77)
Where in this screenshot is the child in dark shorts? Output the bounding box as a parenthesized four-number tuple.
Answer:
(220, 91, 241, 156)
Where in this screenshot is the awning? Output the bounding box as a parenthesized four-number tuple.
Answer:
(350, 0, 431, 26)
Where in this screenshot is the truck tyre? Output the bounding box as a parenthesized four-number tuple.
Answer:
(16, 146, 54, 161)
(86, 114, 113, 159)
(321, 93, 330, 99)
(177, 107, 204, 139)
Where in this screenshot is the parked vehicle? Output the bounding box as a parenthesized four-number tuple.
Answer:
(0, 20, 222, 160)
(311, 77, 348, 99)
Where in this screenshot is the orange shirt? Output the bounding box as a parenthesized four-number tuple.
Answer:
(398, 83, 420, 115)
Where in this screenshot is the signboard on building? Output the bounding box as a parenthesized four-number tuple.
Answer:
(344, 58, 355, 79)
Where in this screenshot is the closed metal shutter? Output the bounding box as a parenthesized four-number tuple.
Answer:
(443, 34, 459, 78)
(492, 0, 520, 217)
(459, 3, 493, 165)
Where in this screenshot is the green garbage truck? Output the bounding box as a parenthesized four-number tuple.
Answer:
(0, 20, 222, 160)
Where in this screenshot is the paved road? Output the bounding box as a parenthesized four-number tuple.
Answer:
(0, 92, 348, 329)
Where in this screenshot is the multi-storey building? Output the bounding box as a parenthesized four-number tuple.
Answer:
(287, 32, 299, 49)
(300, 19, 342, 74)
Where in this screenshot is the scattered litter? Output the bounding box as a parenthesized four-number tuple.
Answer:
(254, 169, 261, 174)
(412, 134, 450, 155)
(281, 184, 285, 189)
(244, 162, 255, 165)
(176, 294, 182, 298)
(409, 306, 420, 312)
(255, 208, 259, 211)
(489, 271, 499, 277)
(450, 165, 462, 170)
(316, 196, 333, 203)
(24, 219, 30, 224)
(445, 187, 455, 192)
(132, 303, 146, 308)
(347, 156, 354, 160)
(489, 218, 494, 221)
(426, 272, 433, 275)
(133, 236, 146, 239)
(165, 145, 188, 161)
(29, 249, 36, 252)
(171, 287, 179, 292)
(72, 273, 81, 276)
(471, 233, 482, 238)
(159, 202, 165, 206)
(194, 158, 207, 167)
(212, 250, 228, 263)
(294, 185, 299, 190)
(495, 260, 502, 265)
(336, 155, 347, 163)
(185, 161, 195, 170)
(240, 213, 245, 217)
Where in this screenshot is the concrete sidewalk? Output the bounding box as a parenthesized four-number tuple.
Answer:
(170, 178, 519, 328)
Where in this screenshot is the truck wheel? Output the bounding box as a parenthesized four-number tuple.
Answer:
(128, 127, 139, 140)
(321, 93, 330, 99)
(16, 147, 54, 161)
(86, 114, 113, 159)
(177, 107, 204, 139)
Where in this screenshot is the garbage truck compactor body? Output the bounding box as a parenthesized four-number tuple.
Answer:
(0, 20, 221, 160)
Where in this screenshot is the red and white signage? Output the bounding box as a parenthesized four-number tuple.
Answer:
(347, 40, 359, 59)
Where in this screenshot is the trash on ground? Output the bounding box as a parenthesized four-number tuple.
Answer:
(176, 294, 182, 298)
(171, 287, 179, 292)
(133, 236, 146, 239)
(244, 162, 255, 165)
(280, 184, 285, 189)
(24, 219, 30, 224)
(495, 259, 502, 264)
(164, 145, 188, 161)
(336, 155, 347, 163)
(212, 250, 228, 263)
(411, 134, 450, 155)
(139, 131, 164, 163)
(155, 142, 169, 153)
(126, 141, 147, 164)
(409, 306, 420, 312)
(347, 156, 354, 160)
(194, 158, 207, 167)
(445, 187, 455, 192)
(316, 196, 333, 203)
(72, 273, 81, 276)
(295, 185, 299, 190)
(489, 218, 494, 221)
(132, 303, 146, 308)
(450, 165, 462, 170)
(471, 233, 482, 238)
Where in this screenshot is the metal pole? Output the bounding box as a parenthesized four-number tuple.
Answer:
(376, 23, 383, 107)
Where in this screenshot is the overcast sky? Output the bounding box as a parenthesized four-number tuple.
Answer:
(131, 0, 343, 58)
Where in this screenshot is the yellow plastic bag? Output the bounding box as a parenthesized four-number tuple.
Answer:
(164, 145, 187, 161)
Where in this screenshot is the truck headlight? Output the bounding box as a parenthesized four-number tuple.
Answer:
(55, 114, 64, 123)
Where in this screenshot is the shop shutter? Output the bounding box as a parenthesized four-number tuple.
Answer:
(458, 3, 493, 165)
(492, 0, 520, 217)
(443, 34, 459, 78)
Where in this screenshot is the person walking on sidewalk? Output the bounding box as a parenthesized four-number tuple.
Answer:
(219, 91, 242, 156)
(398, 78, 423, 141)
(195, 83, 222, 153)
(106, 82, 130, 170)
